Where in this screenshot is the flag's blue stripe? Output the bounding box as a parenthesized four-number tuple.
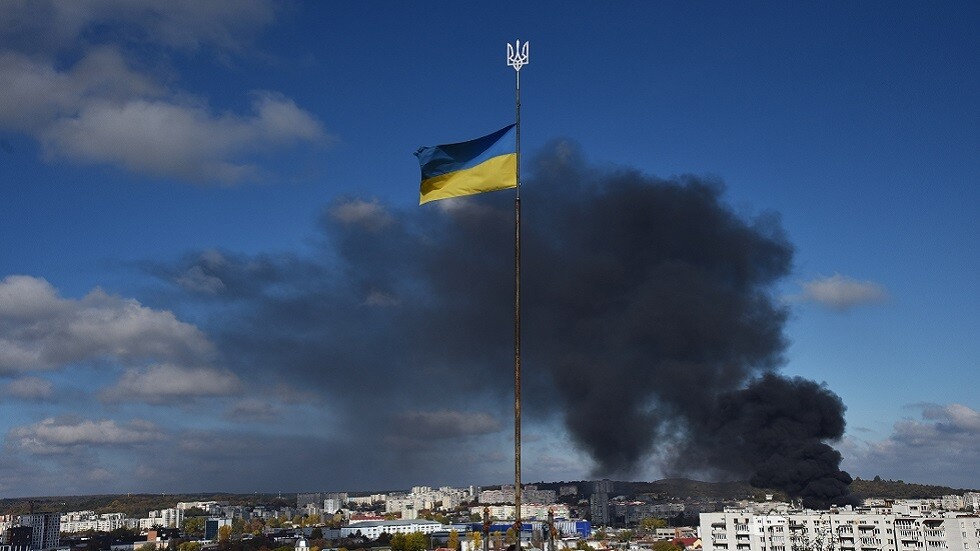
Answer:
(415, 124, 516, 180)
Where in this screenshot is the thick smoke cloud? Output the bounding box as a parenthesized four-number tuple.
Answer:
(161, 141, 853, 506)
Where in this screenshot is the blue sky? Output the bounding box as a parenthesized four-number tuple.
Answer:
(0, 1, 978, 498)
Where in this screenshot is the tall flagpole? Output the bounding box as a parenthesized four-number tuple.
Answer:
(506, 38, 528, 543)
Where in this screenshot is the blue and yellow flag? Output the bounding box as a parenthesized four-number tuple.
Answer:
(415, 124, 517, 205)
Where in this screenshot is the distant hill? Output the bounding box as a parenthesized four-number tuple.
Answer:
(533, 479, 775, 501)
(850, 477, 975, 499)
(3, 477, 975, 517)
(0, 493, 292, 517)
(534, 477, 973, 502)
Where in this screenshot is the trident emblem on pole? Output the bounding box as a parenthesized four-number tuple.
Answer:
(507, 40, 529, 72)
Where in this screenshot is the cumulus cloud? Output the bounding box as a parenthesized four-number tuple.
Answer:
(0, 1, 326, 183)
(4, 376, 54, 400)
(798, 273, 888, 311)
(846, 403, 980, 488)
(100, 363, 243, 404)
(41, 92, 325, 182)
(0, 275, 214, 374)
(8, 417, 161, 455)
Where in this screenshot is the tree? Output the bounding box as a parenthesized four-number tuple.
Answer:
(179, 542, 201, 551)
(505, 528, 517, 545)
(139, 544, 157, 551)
(447, 530, 460, 551)
(391, 533, 406, 551)
(640, 518, 667, 533)
(618, 530, 634, 543)
(404, 532, 427, 551)
(248, 517, 265, 535)
(183, 517, 206, 538)
(311, 528, 323, 540)
(651, 542, 681, 551)
(468, 531, 482, 551)
(218, 525, 232, 543)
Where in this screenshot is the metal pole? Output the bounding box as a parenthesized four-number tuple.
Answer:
(506, 39, 528, 543)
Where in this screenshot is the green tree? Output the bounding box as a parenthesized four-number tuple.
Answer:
(310, 527, 323, 540)
(179, 542, 202, 551)
(231, 518, 247, 536)
(183, 517, 206, 538)
(139, 544, 157, 551)
(447, 530, 459, 551)
(391, 533, 406, 551)
(640, 518, 667, 533)
(652, 541, 682, 551)
(468, 531, 482, 551)
(405, 532, 427, 551)
(505, 528, 517, 545)
(618, 530, 634, 543)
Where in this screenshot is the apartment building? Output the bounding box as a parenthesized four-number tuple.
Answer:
(701, 508, 980, 551)
(19, 513, 60, 551)
(61, 512, 128, 533)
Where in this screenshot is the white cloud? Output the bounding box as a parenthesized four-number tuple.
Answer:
(8, 417, 161, 455)
(0, 1, 326, 183)
(4, 376, 54, 400)
(798, 273, 888, 311)
(40, 93, 325, 183)
(0, 0, 277, 54)
(175, 265, 227, 294)
(329, 199, 394, 232)
(844, 403, 980, 488)
(100, 363, 243, 404)
(0, 275, 214, 374)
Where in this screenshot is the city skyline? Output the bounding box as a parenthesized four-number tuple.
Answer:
(0, 2, 978, 497)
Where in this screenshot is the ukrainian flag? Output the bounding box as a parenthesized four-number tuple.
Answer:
(416, 124, 517, 205)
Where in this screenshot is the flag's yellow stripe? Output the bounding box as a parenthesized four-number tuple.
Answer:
(419, 153, 517, 205)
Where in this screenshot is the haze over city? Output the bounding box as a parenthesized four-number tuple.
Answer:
(0, 1, 977, 498)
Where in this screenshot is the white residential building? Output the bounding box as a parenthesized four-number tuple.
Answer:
(386, 486, 473, 518)
(339, 519, 443, 539)
(700, 508, 980, 551)
(469, 504, 571, 521)
(480, 485, 556, 506)
(60, 512, 129, 533)
(139, 508, 184, 530)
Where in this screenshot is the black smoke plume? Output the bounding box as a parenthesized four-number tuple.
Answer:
(163, 141, 853, 507)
